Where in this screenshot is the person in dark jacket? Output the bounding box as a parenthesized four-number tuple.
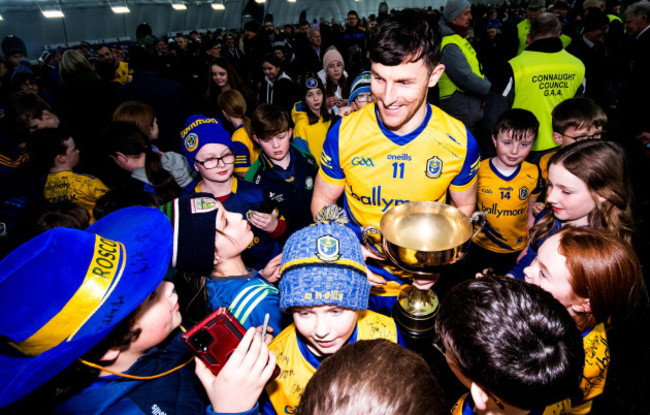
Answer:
(246, 104, 318, 235)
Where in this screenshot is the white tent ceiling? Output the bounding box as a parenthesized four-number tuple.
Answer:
(0, 0, 449, 58)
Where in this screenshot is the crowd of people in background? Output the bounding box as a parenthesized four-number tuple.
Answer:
(0, 0, 649, 414)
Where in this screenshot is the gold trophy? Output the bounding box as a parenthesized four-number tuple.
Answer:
(362, 201, 485, 338)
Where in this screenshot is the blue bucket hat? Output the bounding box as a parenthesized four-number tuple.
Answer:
(279, 205, 370, 311)
(0, 207, 173, 407)
(180, 114, 233, 167)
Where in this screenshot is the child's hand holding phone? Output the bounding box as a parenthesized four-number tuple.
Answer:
(195, 327, 276, 413)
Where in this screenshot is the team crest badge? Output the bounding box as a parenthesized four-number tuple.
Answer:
(190, 197, 218, 214)
(519, 186, 529, 200)
(316, 235, 341, 261)
(305, 176, 314, 190)
(425, 156, 443, 179)
(305, 77, 318, 89)
(184, 133, 199, 152)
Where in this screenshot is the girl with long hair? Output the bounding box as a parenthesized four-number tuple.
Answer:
(104, 122, 196, 202)
(524, 227, 645, 413)
(217, 89, 259, 178)
(292, 74, 332, 165)
(509, 140, 633, 279)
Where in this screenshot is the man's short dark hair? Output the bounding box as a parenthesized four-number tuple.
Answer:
(435, 276, 585, 411)
(369, 8, 441, 70)
(297, 339, 448, 415)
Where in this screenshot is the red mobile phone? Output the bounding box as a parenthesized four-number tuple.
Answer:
(182, 307, 246, 376)
(182, 307, 280, 380)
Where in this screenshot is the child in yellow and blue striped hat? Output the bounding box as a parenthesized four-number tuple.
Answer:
(260, 205, 407, 415)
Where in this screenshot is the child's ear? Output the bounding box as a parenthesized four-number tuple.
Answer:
(99, 347, 121, 363)
(469, 382, 490, 411)
(252, 135, 260, 145)
(552, 132, 564, 146)
(491, 134, 497, 148)
(55, 152, 67, 165)
(41, 109, 52, 121)
(287, 128, 293, 137)
(571, 298, 592, 314)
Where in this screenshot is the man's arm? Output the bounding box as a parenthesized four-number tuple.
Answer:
(311, 175, 345, 219)
(449, 180, 478, 217)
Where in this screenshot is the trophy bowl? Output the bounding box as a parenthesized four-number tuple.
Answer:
(361, 201, 486, 339)
(362, 201, 486, 275)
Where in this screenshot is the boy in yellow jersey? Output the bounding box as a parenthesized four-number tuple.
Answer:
(260, 206, 406, 415)
(29, 128, 109, 223)
(472, 109, 541, 274)
(436, 276, 585, 415)
(532, 98, 607, 216)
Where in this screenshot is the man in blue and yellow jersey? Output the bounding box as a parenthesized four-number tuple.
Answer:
(311, 9, 480, 315)
(438, 0, 491, 132)
(501, 12, 585, 162)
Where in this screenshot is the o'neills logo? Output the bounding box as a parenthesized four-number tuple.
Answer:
(304, 290, 344, 300)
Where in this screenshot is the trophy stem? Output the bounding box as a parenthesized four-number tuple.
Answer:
(391, 284, 440, 339)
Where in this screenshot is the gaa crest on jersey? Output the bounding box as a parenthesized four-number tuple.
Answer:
(305, 176, 314, 190)
(425, 156, 443, 179)
(519, 186, 529, 200)
(316, 235, 341, 261)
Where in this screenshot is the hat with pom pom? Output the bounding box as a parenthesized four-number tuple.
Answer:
(279, 205, 370, 311)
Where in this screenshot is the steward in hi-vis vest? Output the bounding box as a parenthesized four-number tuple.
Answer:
(502, 13, 585, 152)
(438, 0, 491, 131)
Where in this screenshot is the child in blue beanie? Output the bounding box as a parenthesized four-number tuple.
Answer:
(260, 205, 406, 415)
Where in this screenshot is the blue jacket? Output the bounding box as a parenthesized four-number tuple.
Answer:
(509, 211, 562, 280)
(54, 330, 258, 415)
(206, 271, 287, 335)
(245, 146, 318, 235)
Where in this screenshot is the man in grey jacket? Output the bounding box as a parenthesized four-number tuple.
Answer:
(438, 0, 491, 134)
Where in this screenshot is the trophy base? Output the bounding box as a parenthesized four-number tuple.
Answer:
(391, 286, 440, 340)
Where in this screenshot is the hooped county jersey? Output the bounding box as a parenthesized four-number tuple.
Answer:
(573, 322, 609, 415)
(474, 159, 542, 253)
(319, 103, 480, 282)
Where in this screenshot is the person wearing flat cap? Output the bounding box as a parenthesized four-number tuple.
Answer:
(438, 0, 492, 133)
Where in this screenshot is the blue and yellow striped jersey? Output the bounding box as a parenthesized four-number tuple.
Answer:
(474, 159, 542, 253)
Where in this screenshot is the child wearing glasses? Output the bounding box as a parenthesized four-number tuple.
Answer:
(533, 98, 607, 216)
(292, 74, 333, 167)
(182, 115, 285, 273)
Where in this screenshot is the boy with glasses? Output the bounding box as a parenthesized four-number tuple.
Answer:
(182, 114, 286, 272)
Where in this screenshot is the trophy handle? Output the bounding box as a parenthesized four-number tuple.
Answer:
(361, 225, 388, 260)
(469, 211, 487, 240)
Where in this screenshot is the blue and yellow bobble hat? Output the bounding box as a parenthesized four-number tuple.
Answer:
(0, 207, 173, 407)
(181, 114, 233, 166)
(279, 205, 370, 311)
(349, 71, 372, 103)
